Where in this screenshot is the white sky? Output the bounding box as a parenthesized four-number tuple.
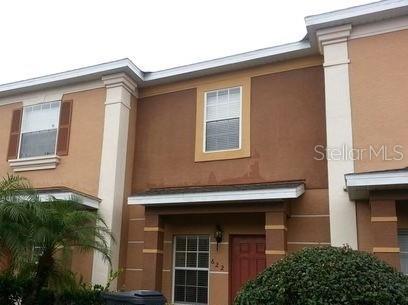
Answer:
(1, 0, 374, 84)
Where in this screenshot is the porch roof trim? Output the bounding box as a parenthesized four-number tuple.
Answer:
(128, 183, 305, 206)
(37, 188, 100, 209)
(345, 168, 408, 200)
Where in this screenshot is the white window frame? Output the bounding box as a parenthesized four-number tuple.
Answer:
(172, 235, 210, 305)
(202, 86, 243, 153)
(17, 100, 61, 160)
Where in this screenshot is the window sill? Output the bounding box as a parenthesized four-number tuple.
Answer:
(195, 148, 251, 162)
(8, 155, 60, 172)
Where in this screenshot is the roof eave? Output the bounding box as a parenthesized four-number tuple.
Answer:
(2, 0, 408, 97)
(0, 41, 314, 97)
(0, 58, 144, 98)
(141, 40, 313, 86)
(305, 0, 408, 48)
(345, 168, 408, 200)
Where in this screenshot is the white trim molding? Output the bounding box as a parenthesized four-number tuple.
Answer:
(37, 189, 100, 209)
(0, 80, 104, 107)
(91, 74, 137, 288)
(316, 24, 352, 54)
(128, 183, 305, 206)
(345, 168, 408, 200)
(102, 73, 138, 97)
(306, 0, 408, 27)
(350, 15, 408, 40)
(1, 1, 408, 98)
(317, 24, 358, 250)
(9, 155, 60, 172)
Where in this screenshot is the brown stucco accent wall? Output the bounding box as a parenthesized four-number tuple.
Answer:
(0, 88, 106, 197)
(132, 65, 327, 192)
(349, 29, 408, 172)
(125, 63, 330, 299)
(122, 190, 330, 295)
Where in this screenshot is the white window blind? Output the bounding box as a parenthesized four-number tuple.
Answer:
(205, 87, 241, 152)
(19, 101, 60, 158)
(174, 235, 209, 305)
(399, 230, 408, 274)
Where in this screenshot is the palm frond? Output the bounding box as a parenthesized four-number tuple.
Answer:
(0, 175, 114, 293)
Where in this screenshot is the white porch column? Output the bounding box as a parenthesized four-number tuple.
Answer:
(92, 73, 137, 287)
(317, 25, 358, 249)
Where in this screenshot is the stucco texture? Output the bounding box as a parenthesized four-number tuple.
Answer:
(133, 66, 327, 192)
(349, 29, 408, 172)
(0, 88, 106, 197)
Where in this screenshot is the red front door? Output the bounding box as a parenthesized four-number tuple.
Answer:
(230, 235, 266, 303)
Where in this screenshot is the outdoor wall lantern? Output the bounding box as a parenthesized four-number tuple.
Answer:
(214, 225, 223, 251)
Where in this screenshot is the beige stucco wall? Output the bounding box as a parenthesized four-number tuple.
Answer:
(0, 88, 106, 197)
(349, 29, 408, 172)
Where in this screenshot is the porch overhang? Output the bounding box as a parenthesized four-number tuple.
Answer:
(37, 187, 100, 209)
(128, 182, 305, 206)
(345, 168, 408, 200)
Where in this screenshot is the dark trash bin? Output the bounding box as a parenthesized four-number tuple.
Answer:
(102, 290, 166, 305)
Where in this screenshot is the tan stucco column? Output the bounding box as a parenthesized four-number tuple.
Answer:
(316, 24, 358, 249)
(91, 73, 138, 288)
(142, 211, 164, 290)
(370, 197, 400, 269)
(265, 210, 287, 265)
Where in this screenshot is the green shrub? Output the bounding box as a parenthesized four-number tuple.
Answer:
(0, 272, 29, 305)
(235, 246, 408, 305)
(0, 272, 106, 305)
(39, 284, 106, 305)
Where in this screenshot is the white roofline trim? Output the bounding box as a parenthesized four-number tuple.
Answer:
(0, 40, 312, 96)
(128, 184, 305, 206)
(142, 40, 311, 81)
(0, 59, 143, 97)
(38, 191, 99, 209)
(345, 169, 408, 188)
(305, 0, 408, 26)
(1, 0, 408, 96)
(344, 169, 408, 200)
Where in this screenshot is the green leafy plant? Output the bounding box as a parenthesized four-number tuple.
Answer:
(235, 246, 408, 305)
(0, 272, 30, 305)
(0, 174, 114, 305)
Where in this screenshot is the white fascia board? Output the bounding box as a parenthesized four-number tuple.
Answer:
(4, 1, 408, 96)
(143, 41, 312, 83)
(128, 184, 305, 206)
(0, 59, 144, 98)
(305, 0, 408, 51)
(0, 41, 312, 97)
(38, 191, 99, 209)
(305, 0, 408, 27)
(345, 170, 408, 188)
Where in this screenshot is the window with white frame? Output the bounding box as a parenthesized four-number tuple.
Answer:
(204, 87, 241, 152)
(398, 230, 408, 274)
(173, 235, 209, 305)
(19, 101, 60, 158)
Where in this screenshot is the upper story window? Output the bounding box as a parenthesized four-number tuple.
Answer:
(19, 101, 61, 158)
(194, 77, 251, 162)
(7, 99, 73, 172)
(204, 87, 241, 152)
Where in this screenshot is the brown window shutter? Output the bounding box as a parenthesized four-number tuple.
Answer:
(7, 108, 22, 160)
(56, 100, 73, 156)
